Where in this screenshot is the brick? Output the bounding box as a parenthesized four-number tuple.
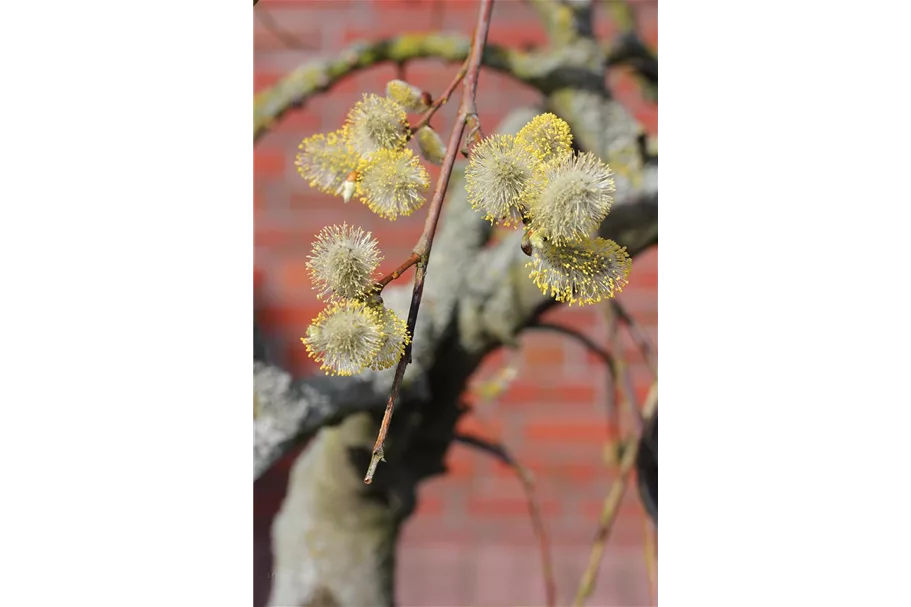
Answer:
(522, 343, 565, 369)
(288, 192, 336, 212)
(594, 16, 620, 41)
(341, 8, 437, 43)
(262, 0, 360, 6)
(486, 25, 549, 50)
(254, 190, 268, 211)
(366, 0, 443, 8)
(255, 228, 303, 251)
(454, 414, 503, 442)
(500, 382, 598, 408)
(636, 4, 659, 49)
(285, 339, 321, 375)
(394, 64, 454, 101)
(370, 228, 424, 254)
(270, 109, 322, 136)
(443, 449, 475, 479)
(253, 71, 284, 93)
(253, 267, 266, 291)
(492, 458, 602, 485)
(467, 496, 560, 518)
(254, 148, 286, 178)
(524, 420, 618, 444)
(634, 103, 658, 135)
(534, 306, 601, 334)
(253, 9, 326, 53)
(332, 66, 397, 95)
(609, 70, 638, 96)
(256, 304, 322, 334)
(579, 495, 649, 522)
(426, 0, 478, 31)
(279, 258, 312, 292)
(414, 494, 445, 517)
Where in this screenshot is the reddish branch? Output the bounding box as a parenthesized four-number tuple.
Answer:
(643, 517, 658, 606)
(573, 382, 658, 606)
(376, 252, 420, 289)
(365, 0, 496, 483)
(410, 59, 469, 133)
(607, 303, 644, 433)
(454, 433, 556, 607)
(611, 299, 658, 378)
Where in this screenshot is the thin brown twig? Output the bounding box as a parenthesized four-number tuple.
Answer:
(255, 9, 319, 51)
(643, 517, 658, 606)
(411, 59, 469, 133)
(365, 0, 496, 484)
(376, 252, 420, 289)
(573, 381, 657, 607)
(602, 305, 622, 469)
(605, 303, 643, 432)
(527, 321, 615, 372)
(610, 299, 658, 378)
(604, 300, 657, 607)
(454, 433, 556, 607)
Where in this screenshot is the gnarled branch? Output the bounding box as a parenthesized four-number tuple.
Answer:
(254, 32, 532, 142)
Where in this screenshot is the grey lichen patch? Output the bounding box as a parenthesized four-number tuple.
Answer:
(387, 33, 470, 63)
(270, 414, 398, 607)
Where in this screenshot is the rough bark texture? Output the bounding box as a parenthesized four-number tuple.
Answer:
(269, 413, 399, 607)
(255, 2, 657, 604)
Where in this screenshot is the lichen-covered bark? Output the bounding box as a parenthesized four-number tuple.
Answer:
(269, 413, 399, 607)
(254, 27, 655, 143)
(254, 33, 532, 142)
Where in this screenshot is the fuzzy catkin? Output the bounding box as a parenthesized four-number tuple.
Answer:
(306, 224, 383, 301)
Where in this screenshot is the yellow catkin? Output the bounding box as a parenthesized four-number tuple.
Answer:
(295, 128, 361, 196)
(365, 306, 412, 371)
(385, 79, 429, 112)
(302, 300, 385, 376)
(526, 237, 631, 306)
(357, 148, 429, 220)
(516, 113, 574, 165)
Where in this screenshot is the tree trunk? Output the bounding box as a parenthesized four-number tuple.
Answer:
(269, 413, 399, 607)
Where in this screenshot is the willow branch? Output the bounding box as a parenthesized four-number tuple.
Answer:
(573, 382, 657, 607)
(255, 9, 318, 51)
(252, 28, 637, 143)
(603, 305, 622, 468)
(527, 321, 615, 372)
(364, 0, 496, 484)
(376, 252, 420, 289)
(454, 433, 556, 607)
(643, 517, 658, 607)
(599, 0, 657, 97)
(610, 299, 658, 378)
(605, 303, 643, 433)
(254, 32, 531, 142)
(411, 59, 469, 132)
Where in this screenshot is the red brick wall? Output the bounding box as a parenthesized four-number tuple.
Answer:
(255, 1, 657, 605)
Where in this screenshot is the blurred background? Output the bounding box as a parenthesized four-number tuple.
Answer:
(254, 1, 657, 605)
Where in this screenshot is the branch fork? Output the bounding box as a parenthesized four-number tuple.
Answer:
(364, 0, 496, 484)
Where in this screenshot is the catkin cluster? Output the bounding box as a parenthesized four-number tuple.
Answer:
(295, 81, 446, 221)
(295, 80, 444, 376)
(465, 113, 632, 306)
(301, 224, 410, 376)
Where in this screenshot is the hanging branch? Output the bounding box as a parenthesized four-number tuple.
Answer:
(364, 0, 496, 484)
(573, 381, 658, 607)
(454, 433, 557, 607)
